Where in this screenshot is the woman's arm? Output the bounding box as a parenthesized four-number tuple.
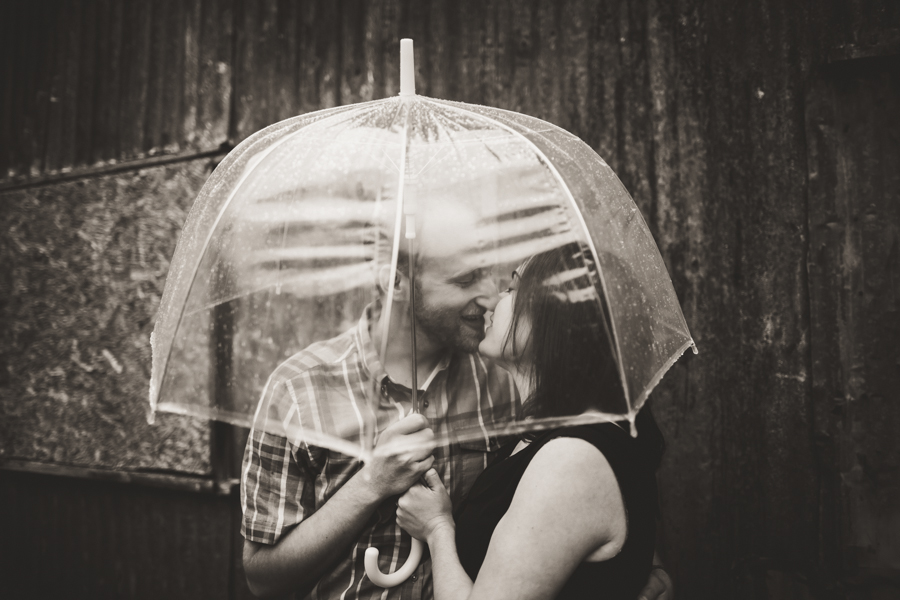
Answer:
(398, 438, 626, 600)
(397, 470, 475, 600)
(425, 515, 475, 600)
(465, 437, 626, 600)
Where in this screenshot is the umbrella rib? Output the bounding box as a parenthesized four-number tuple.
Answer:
(421, 97, 634, 413)
(380, 101, 410, 366)
(153, 100, 386, 414)
(631, 338, 697, 409)
(154, 401, 371, 460)
(182, 263, 377, 316)
(411, 144, 449, 179)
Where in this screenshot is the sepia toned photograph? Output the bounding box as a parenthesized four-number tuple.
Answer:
(1, 1, 898, 599)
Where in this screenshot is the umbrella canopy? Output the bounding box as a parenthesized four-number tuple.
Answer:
(149, 57, 695, 461)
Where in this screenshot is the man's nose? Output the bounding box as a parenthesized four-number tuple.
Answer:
(476, 277, 500, 311)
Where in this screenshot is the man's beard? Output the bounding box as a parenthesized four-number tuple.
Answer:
(413, 283, 483, 354)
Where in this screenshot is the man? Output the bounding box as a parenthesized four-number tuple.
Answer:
(241, 204, 518, 599)
(240, 204, 673, 599)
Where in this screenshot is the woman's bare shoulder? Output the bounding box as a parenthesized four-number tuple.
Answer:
(495, 435, 628, 563)
(524, 435, 618, 491)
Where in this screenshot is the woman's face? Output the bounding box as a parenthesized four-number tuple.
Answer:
(478, 267, 531, 364)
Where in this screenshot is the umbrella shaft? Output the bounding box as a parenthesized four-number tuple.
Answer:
(407, 236, 419, 414)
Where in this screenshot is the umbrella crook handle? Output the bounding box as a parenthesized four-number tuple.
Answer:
(364, 537, 424, 587)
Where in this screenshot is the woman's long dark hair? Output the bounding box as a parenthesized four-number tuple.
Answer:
(506, 242, 628, 423)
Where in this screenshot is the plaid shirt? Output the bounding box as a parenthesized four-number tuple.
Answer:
(241, 305, 518, 600)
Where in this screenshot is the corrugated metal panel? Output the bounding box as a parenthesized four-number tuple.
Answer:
(806, 55, 900, 579)
(0, 0, 231, 182)
(0, 469, 253, 599)
(231, 0, 343, 140)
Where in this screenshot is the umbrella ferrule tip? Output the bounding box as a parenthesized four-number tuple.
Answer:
(400, 39, 415, 96)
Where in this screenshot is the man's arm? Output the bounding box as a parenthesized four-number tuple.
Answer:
(243, 469, 389, 597)
(243, 414, 435, 598)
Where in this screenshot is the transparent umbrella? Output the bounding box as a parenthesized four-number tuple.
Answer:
(149, 40, 695, 588)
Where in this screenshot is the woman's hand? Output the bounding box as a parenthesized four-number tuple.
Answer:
(397, 469, 454, 542)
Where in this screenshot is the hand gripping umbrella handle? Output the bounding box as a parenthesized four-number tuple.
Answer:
(364, 537, 424, 587)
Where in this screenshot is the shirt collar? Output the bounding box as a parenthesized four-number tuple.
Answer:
(357, 303, 388, 386)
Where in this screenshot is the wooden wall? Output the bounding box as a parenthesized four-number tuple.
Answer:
(2, 1, 899, 598)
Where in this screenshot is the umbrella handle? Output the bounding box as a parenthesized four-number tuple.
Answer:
(364, 537, 424, 587)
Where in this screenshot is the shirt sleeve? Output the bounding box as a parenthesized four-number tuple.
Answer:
(240, 377, 317, 545)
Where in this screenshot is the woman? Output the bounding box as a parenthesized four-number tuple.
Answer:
(396, 242, 665, 600)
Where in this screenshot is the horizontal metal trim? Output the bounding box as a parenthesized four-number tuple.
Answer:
(0, 458, 239, 496)
(0, 145, 232, 193)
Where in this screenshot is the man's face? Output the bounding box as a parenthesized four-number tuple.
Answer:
(410, 204, 500, 354)
(413, 258, 499, 354)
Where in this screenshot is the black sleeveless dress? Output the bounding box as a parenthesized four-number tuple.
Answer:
(453, 409, 664, 600)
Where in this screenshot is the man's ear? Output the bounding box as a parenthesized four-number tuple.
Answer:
(377, 264, 407, 298)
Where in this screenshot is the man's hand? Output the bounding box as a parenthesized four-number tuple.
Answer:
(242, 414, 435, 597)
(638, 566, 673, 600)
(361, 413, 436, 500)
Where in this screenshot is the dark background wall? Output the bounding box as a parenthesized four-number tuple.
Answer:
(1, 1, 898, 598)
